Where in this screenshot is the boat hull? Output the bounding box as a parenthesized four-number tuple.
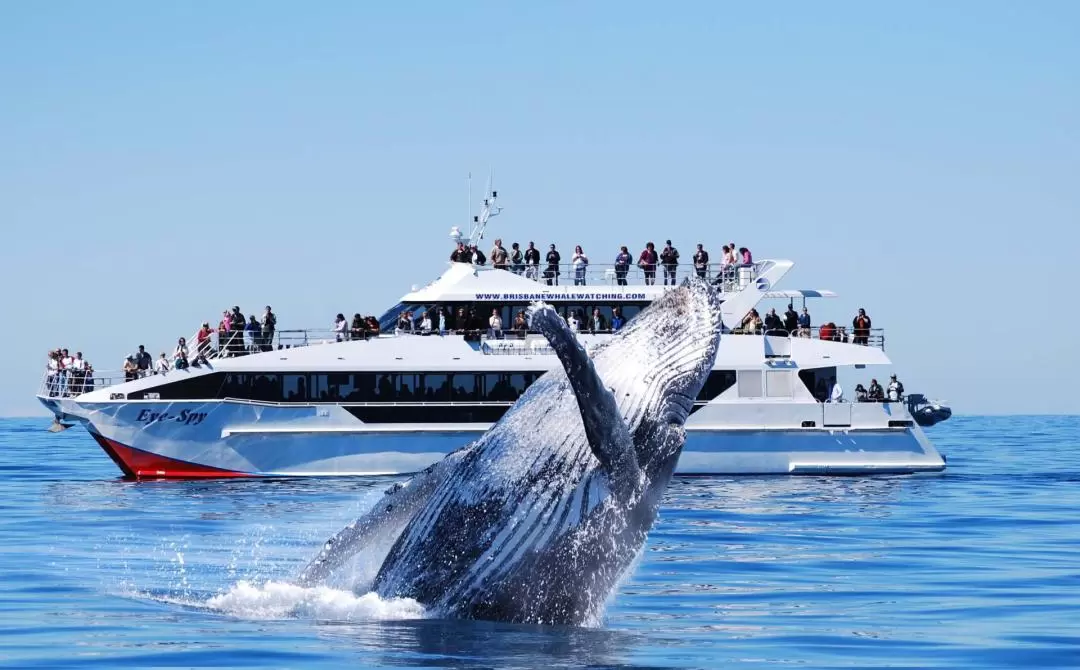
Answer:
(39, 396, 946, 478)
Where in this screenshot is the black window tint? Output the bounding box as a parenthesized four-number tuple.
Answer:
(452, 374, 478, 401)
(508, 373, 529, 399)
(698, 370, 737, 401)
(351, 373, 377, 402)
(310, 374, 330, 401)
(326, 372, 355, 402)
(222, 373, 250, 399)
(130, 372, 225, 400)
(422, 374, 450, 402)
(398, 374, 418, 401)
(622, 304, 642, 322)
(284, 374, 308, 402)
(376, 374, 397, 401)
(482, 373, 503, 401)
(250, 374, 282, 402)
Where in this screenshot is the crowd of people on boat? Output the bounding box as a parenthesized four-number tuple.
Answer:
(826, 374, 905, 403)
(450, 238, 754, 287)
(732, 305, 875, 344)
(389, 304, 631, 339)
(44, 348, 95, 397)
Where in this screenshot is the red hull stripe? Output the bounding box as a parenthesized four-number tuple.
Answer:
(90, 433, 255, 479)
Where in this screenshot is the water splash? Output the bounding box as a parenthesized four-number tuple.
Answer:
(202, 580, 427, 621)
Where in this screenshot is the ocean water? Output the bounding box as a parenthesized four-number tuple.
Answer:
(0, 417, 1078, 669)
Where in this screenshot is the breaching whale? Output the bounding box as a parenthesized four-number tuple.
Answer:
(296, 277, 723, 625)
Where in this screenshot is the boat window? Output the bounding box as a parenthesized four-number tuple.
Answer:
(375, 374, 397, 401)
(128, 372, 226, 400)
(507, 373, 532, 399)
(284, 374, 308, 402)
(398, 373, 419, 401)
(625, 304, 644, 321)
(222, 373, 251, 399)
(350, 373, 378, 402)
(697, 370, 737, 401)
(326, 372, 356, 402)
(377, 302, 408, 332)
(452, 374, 479, 401)
(422, 374, 451, 402)
(737, 370, 763, 398)
(250, 374, 282, 402)
(798, 367, 836, 403)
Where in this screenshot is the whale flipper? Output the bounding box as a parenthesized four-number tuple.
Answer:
(528, 302, 641, 491)
(295, 449, 467, 586)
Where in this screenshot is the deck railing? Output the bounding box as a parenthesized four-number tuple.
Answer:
(467, 261, 761, 290)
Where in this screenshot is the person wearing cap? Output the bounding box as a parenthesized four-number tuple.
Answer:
(660, 239, 680, 285)
(887, 374, 905, 402)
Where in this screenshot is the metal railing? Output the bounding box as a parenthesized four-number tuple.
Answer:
(39, 367, 141, 398)
(465, 261, 761, 290)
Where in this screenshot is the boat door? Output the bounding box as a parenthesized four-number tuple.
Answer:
(822, 402, 852, 427)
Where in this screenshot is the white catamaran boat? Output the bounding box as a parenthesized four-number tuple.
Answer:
(37, 187, 945, 478)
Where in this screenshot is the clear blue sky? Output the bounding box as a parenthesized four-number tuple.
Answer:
(2, 1, 1077, 416)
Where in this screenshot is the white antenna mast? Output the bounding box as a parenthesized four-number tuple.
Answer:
(449, 168, 502, 248)
(467, 168, 501, 245)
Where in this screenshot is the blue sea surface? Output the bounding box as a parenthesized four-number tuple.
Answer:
(1, 416, 1078, 669)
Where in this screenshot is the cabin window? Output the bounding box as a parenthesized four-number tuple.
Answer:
(128, 372, 226, 400)
(452, 374, 478, 401)
(737, 370, 763, 398)
(421, 374, 451, 402)
(507, 373, 532, 399)
(284, 374, 308, 402)
(697, 370, 737, 401)
(250, 374, 282, 402)
(398, 374, 419, 401)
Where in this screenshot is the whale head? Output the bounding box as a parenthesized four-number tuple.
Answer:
(587, 276, 724, 483)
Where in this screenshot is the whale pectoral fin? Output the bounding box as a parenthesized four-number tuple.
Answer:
(527, 302, 640, 487)
(295, 457, 451, 587)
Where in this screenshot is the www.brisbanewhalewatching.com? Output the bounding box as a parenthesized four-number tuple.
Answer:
(474, 292, 647, 301)
(293, 278, 725, 626)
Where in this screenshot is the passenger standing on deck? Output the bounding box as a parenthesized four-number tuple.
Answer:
(490, 239, 509, 269)
(524, 241, 540, 280)
(784, 304, 799, 334)
(510, 242, 524, 274)
(450, 242, 468, 262)
(572, 245, 589, 286)
(638, 242, 658, 285)
(246, 315, 261, 353)
(852, 308, 872, 346)
(156, 353, 171, 374)
(261, 306, 276, 351)
(798, 307, 812, 337)
(614, 246, 631, 286)
(660, 240, 679, 285)
(196, 322, 213, 363)
(60, 349, 73, 395)
(69, 352, 86, 395)
(488, 308, 503, 338)
(420, 311, 433, 335)
(333, 313, 348, 341)
(693, 243, 709, 279)
(134, 345, 152, 377)
(174, 338, 190, 369)
(470, 244, 486, 266)
(544, 244, 561, 286)
(229, 307, 246, 356)
(887, 374, 905, 402)
(868, 378, 885, 401)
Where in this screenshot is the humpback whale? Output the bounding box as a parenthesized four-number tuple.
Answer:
(297, 277, 723, 625)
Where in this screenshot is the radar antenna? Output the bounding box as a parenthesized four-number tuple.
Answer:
(449, 169, 502, 248)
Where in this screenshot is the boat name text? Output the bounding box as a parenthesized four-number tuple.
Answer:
(135, 409, 207, 426)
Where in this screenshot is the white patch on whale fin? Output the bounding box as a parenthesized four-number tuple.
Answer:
(527, 301, 640, 492)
